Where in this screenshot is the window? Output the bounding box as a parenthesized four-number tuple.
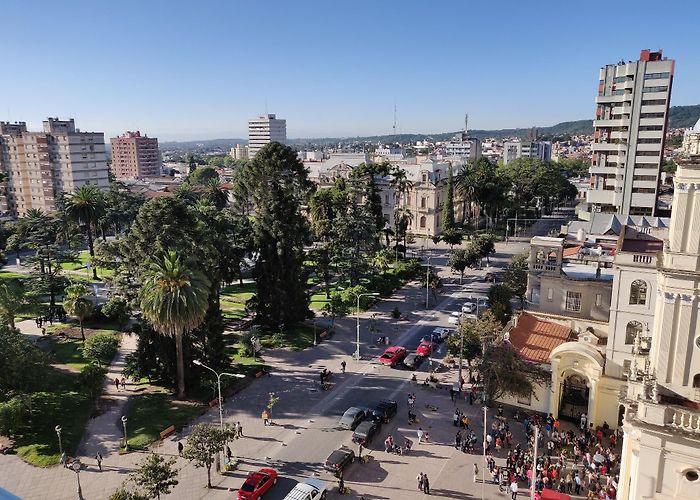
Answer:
(642, 99, 666, 106)
(693, 374, 700, 389)
(419, 216, 426, 229)
(625, 321, 643, 344)
(565, 291, 581, 312)
(629, 280, 648, 305)
(643, 72, 670, 80)
(642, 86, 668, 93)
(622, 359, 632, 375)
(639, 113, 665, 119)
(632, 187, 656, 193)
(547, 288, 553, 301)
(420, 197, 426, 209)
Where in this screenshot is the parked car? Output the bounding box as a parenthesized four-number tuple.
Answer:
(416, 340, 434, 356)
(371, 400, 398, 423)
(402, 352, 423, 370)
(284, 477, 328, 500)
(352, 419, 380, 444)
(461, 302, 477, 314)
(421, 332, 442, 344)
(448, 311, 461, 325)
(324, 447, 355, 476)
(282, 477, 327, 500)
(432, 327, 452, 341)
(238, 468, 278, 500)
(338, 407, 366, 430)
(378, 346, 407, 367)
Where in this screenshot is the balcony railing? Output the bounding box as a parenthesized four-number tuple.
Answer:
(670, 409, 700, 433)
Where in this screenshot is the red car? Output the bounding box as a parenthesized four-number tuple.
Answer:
(416, 341, 433, 356)
(378, 346, 407, 367)
(237, 468, 278, 499)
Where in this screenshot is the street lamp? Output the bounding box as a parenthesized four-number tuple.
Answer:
(348, 291, 379, 361)
(424, 256, 433, 309)
(193, 360, 245, 470)
(121, 415, 128, 451)
(55, 425, 63, 457)
(71, 459, 83, 500)
(313, 317, 317, 346)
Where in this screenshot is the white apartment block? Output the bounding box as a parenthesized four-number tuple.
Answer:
(587, 49, 674, 216)
(444, 137, 482, 160)
(0, 118, 109, 217)
(248, 114, 286, 158)
(502, 140, 552, 164)
(229, 143, 248, 160)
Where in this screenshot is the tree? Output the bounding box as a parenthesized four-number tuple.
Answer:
(472, 232, 496, 263)
(139, 250, 211, 397)
(0, 279, 33, 328)
(79, 363, 107, 399)
(64, 185, 105, 279)
(82, 332, 120, 365)
(63, 283, 94, 341)
(446, 325, 482, 379)
(187, 166, 219, 185)
(235, 142, 313, 328)
(183, 423, 234, 488)
(202, 179, 229, 210)
(442, 165, 455, 231)
(0, 324, 48, 399)
(477, 341, 550, 405)
(487, 283, 514, 325)
(101, 183, 145, 238)
(322, 292, 349, 331)
(102, 296, 131, 326)
(449, 247, 480, 284)
(441, 228, 464, 250)
(130, 453, 179, 500)
(503, 253, 528, 307)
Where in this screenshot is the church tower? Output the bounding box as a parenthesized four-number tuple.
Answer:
(618, 120, 700, 500)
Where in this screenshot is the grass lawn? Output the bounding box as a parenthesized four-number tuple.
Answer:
(222, 309, 248, 320)
(63, 251, 114, 278)
(310, 291, 331, 310)
(0, 270, 30, 280)
(221, 281, 256, 299)
(124, 393, 205, 449)
(14, 368, 96, 467)
(44, 339, 89, 370)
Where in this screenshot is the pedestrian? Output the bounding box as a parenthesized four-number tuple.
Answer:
(462, 415, 469, 429)
(417, 472, 424, 491)
(41, 327, 46, 336)
(455, 431, 462, 450)
(423, 474, 430, 495)
(341, 360, 346, 374)
(114, 377, 120, 391)
(417, 427, 424, 444)
(262, 409, 269, 426)
(177, 441, 183, 456)
(449, 388, 455, 402)
(95, 452, 103, 471)
(358, 442, 364, 459)
(121, 378, 127, 390)
(510, 480, 519, 500)
(453, 409, 460, 426)
(473, 463, 479, 483)
(580, 412, 588, 432)
(226, 446, 232, 462)
(338, 474, 345, 494)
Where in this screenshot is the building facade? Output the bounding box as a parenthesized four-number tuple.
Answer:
(110, 131, 161, 179)
(0, 118, 109, 217)
(502, 140, 552, 164)
(229, 143, 248, 160)
(248, 114, 286, 157)
(587, 49, 674, 216)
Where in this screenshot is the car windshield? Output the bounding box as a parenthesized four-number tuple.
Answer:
(241, 482, 256, 492)
(380, 353, 393, 358)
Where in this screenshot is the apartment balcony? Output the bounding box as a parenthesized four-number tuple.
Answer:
(612, 104, 632, 115)
(591, 142, 627, 153)
(636, 143, 662, 152)
(638, 130, 664, 139)
(594, 118, 629, 128)
(595, 94, 627, 104)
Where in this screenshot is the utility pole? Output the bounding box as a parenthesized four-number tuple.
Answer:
(531, 425, 539, 499)
(482, 405, 487, 500)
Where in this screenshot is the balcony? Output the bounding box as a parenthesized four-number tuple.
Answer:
(594, 118, 629, 128)
(591, 142, 626, 153)
(595, 94, 627, 104)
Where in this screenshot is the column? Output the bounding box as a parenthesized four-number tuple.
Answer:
(669, 182, 689, 252)
(671, 295, 694, 387)
(652, 291, 677, 383)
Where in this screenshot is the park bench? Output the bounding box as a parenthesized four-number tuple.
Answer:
(159, 425, 175, 440)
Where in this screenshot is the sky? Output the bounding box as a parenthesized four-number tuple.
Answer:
(2, 0, 699, 141)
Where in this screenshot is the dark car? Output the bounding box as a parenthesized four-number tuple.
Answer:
(372, 400, 398, 423)
(402, 352, 424, 370)
(352, 420, 380, 444)
(324, 447, 355, 476)
(421, 332, 442, 344)
(338, 407, 366, 430)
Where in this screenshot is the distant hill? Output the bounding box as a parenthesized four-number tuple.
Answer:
(160, 105, 700, 150)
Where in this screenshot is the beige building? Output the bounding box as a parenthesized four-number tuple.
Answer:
(0, 118, 109, 217)
(110, 131, 161, 179)
(229, 143, 248, 160)
(586, 49, 674, 217)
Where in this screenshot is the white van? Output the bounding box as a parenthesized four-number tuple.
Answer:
(282, 477, 327, 500)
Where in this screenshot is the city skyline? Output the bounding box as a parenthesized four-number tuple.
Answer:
(3, 0, 699, 140)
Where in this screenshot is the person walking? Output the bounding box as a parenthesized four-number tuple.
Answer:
(226, 446, 232, 462)
(262, 409, 270, 426)
(455, 431, 462, 450)
(423, 474, 430, 495)
(416, 472, 424, 492)
(417, 427, 424, 444)
(473, 463, 479, 483)
(341, 360, 346, 374)
(95, 452, 103, 471)
(177, 441, 184, 456)
(114, 378, 120, 391)
(510, 480, 519, 500)
(121, 378, 127, 390)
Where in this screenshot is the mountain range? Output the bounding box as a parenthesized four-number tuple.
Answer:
(160, 104, 700, 151)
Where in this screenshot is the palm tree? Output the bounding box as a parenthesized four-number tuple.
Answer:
(203, 179, 230, 210)
(139, 250, 211, 397)
(63, 283, 94, 341)
(0, 279, 33, 328)
(64, 185, 105, 280)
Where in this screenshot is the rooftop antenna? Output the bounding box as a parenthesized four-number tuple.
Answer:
(464, 113, 469, 135)
(393, 104, 397, 137)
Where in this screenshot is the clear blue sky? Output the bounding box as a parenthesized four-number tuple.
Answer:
(2, 0, 698, 141)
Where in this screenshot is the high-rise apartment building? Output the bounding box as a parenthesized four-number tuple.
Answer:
(502, 140, 552, 164)
(110, 131, 161, 179)
(587, 49, 674, 216)
(0, 118, 109, 217)
(248, 114, 286, 157)
(229, 143, 248, 160)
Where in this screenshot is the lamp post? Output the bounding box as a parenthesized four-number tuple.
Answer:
(55, 425, 63, 457)
(193, 360, 245, 470)
(349, 291, 379, 361)
(71, 459, 83, 500)
(121, 415, 128, 450)
(425, 256, 433, 309)
(313, 317, 317, 346)
(482, 406, 487, 500)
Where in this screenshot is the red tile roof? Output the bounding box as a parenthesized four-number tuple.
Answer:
(508, 312, 572, 363)
(563, 246, 581, 257)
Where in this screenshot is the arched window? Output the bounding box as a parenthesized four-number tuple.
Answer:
(625, 320, 643, 344)
(420, 197, 426, 208)
(629, 280, 648, 305)
(419, 216, 426, 229)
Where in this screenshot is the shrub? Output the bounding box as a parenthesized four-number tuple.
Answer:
(79, 363, 107, 398)
(0, 397, 24, 436)
(102, 296, 130, 326)
(82, 333, 120, 365)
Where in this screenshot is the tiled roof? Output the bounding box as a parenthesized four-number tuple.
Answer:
(563, 245, 580, 257)
(508, 312, 572, 363)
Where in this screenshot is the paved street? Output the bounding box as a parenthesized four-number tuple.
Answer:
(0, 241, 532, 499)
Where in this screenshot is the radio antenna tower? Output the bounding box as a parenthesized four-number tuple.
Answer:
(393, 104, 397, 136)
(464, 113, 469, 135)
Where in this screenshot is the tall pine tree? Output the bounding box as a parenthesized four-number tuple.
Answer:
(442, 165, 456, 231)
